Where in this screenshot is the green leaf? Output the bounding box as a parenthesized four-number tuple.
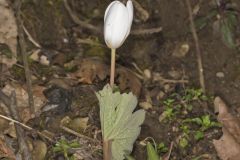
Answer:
(220, 18, 236, 49)
(179, 137, 188, 148)
(147, 142, 160, 160)
(96, 84, 145, 160)
(125, 155, 135, 160)
(194, 131, 204, 141)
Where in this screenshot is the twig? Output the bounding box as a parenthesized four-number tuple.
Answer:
(131, 27, 162, 35)
(63, 0, 100, 34)
(60, 125, 100, 143)
(0, 91, 54, 142)
(163, 142, 174, 160)
(157, 78, 189, 84)
(9, 91, 32, 160)
(132, 0, 149, 22)
(15, 0, 35, 114)
(77, 38, 105, 47)
(23, 25, 41, 48)
(185, 0, 206, 93)
(64, 0, 160, 36)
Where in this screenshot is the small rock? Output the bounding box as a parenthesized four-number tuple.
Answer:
(172, 126, 179, 132)
(157, 91, 165, 100)
(168, 70, 181, 79)
(69, 117, 89, 132)
(172, 43, 190, 58)
(139, 102, 152, 110)
(32, 140, 47, 160)
(216, 72, 224, 78)
(144, 69, 151, 79)
(40, 55, 50, 66)
(164, 84, 171, 93)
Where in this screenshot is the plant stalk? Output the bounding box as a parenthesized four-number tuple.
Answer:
(110, 48, 116, 88)
(103, 140, 112, 160)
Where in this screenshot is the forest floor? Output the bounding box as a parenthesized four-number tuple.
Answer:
(0, 0, 240, 160)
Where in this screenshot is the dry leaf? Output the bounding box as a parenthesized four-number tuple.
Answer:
(0, 136, 15, 159)
(117, 67, 142, 96)
(1, 83, 47, 122)
(213, 97, 240, 160)
(0, 0, 18, 58)
(69, 58, 142, 96)
(70, 58, 108, 84)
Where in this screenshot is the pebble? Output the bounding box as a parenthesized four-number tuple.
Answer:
(168, 70, 181, 79)
(216, 72, 224, 78)
(172, 43, 190, 58)
(144, 69, 151, 79)
(139, 102, 152, 110)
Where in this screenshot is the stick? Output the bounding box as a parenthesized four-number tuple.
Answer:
(185, 0, 206, 93)
(63, 0, 100, 34)
(60, 125, 100, 143)
(0, 91, 54, 142)
(15, 0, 35, 114)
(23, 25, 41, 48)
(110, 49, 116, 88)
(9, 91, 32, 160)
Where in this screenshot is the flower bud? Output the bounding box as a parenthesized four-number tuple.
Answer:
(104, 0, 133, 49)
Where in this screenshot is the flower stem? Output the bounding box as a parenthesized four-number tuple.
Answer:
(103, 140, 112, 160)
(110, 48, 116, 88)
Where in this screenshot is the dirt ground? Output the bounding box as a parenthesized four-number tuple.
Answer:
(0, 0, 240, 160)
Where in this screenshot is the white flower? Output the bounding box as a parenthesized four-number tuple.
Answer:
(104, 0, 133, 49)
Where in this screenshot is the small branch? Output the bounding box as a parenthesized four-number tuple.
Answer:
(131, 27, 162, 35)
(23, 25, 41, 48)
(163, 142, 173, 160)
(185, 0, 206, 93)
(9, 91, 32, 160)
(0, 91, 54, 142)
(64, 0, 161, 37)
(15, 0, 35, 114)
(60, 125, 100, 143)
(63, 0, 100, 34)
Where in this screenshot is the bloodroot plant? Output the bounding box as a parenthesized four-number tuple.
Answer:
(96, 1, 145, 160)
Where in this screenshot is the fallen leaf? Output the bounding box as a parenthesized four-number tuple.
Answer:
(68, 117, 89, 132)
(0, 136, 15, 159)
(70, 57, 108, 84)
(0, 0, 18, 58)
(69, 58, 142, 96)
(117, 67, 142, 96)
(213, 97, 240, 160)
(1, 83, 47, 122)
(32, 140, 47, 160)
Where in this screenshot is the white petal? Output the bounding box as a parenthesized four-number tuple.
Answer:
(125, 0, 134, 38)
(127, 0, 134, 28)
(104, 1, 119, 22)
(104, 2, 129, 49)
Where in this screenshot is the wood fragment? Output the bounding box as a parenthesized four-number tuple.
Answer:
(60, 125, 100, 143)
(15, 0, 35, 114)
(185, 0, 206, 93)
(0, 91, 54, 142)
(63, 0, 100, 34)
(131, 27, 162, 35)
(9, 91, 32, 160)
(23, 25, 41, 48)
